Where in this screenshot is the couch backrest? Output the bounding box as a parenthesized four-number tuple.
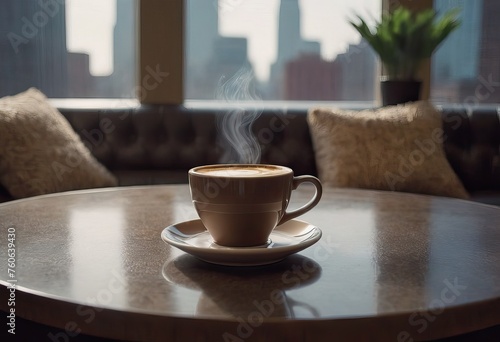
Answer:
(2, 104, 498, 203)
(60, 104, 500, 193)
(60, 106, 318, 177)
(441, 107, 500, 192)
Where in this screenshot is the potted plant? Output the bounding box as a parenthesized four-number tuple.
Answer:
(350, 6, 461, 106)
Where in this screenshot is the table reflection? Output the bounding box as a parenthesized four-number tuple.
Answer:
(162, 254, 321, 319)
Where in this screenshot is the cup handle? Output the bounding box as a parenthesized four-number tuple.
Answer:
(278, 175, 322, 225)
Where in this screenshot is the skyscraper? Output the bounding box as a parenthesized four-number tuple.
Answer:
(186, 0, 219, 71)
(276, 0, 301, 64)
(432, 0, 500, 103)
(185, 0, 220, 99)
(335, 42, 376, 101)
(432, 0, 481, 83)
(478, 0, 500, 102)
(112, 0, 136, 97)
(283, 54, 341, 100)
(269, 0, 321, 99)
(0, 0, 68, 97)
(185, 0, 253, 99)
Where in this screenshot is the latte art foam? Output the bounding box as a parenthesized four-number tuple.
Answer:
(196, 165, 289, 177)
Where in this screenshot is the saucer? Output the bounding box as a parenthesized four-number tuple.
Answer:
(161, 219, 322, 266)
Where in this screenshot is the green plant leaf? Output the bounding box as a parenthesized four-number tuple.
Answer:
(349, 6, 461, 80)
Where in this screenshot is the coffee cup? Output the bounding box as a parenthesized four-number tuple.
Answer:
(188, 164, 322, 247)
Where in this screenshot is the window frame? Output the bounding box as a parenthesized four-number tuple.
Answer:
(138, 0, 184, 104)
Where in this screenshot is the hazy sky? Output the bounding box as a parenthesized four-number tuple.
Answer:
(66, 0, 116, 76)
(219, 0, 379, 80)
(67, 0, 380, 80)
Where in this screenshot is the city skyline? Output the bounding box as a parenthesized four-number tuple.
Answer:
(65, 0, 380, 81)
(1, 0, 498, 103)
(219, 0, 379, 81)
(186, 0, 377, 100)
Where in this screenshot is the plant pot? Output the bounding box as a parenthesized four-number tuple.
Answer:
(381, 80, 422, 106)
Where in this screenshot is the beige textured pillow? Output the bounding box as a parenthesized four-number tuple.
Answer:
(0, 88, 117, 198)
(307, 101, 469, 199)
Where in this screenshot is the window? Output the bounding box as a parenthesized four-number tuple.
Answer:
(1, 0, 379, 102)
(185, 0, 380, 102)
(2, 0, 498, 106)
(0, 0, 136, 98)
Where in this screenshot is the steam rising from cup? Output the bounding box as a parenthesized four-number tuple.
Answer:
(216, 67, 262, 164)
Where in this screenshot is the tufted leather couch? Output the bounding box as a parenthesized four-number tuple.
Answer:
(440, 106, 500, 205)
(0, 103, 499, 205)
(57, 104, 320, 186)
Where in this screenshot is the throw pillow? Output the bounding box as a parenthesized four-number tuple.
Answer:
(307, 101, 469, 199)
(0, 88, 117, 198)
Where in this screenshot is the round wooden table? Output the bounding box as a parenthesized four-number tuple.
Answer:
(1, 185, 500, 341)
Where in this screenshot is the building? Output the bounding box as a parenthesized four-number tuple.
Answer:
(478, 0, 500, 102)
(334, 42, 377, 101)
(431, 0, 482, 102)
(432, 0, 500, 104)
(67, 52, 94, 97)
(0, 0, 68, 97)
(185, 0, 253, 100)
(110, 0, 137, 98)
(283, 54, 341, 100)
(269, 0, 322, 99)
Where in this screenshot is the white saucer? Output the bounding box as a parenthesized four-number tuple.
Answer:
(161, 219, 322, 266)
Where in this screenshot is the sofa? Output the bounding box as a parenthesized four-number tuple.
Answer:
(0, 102, 499, 205)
